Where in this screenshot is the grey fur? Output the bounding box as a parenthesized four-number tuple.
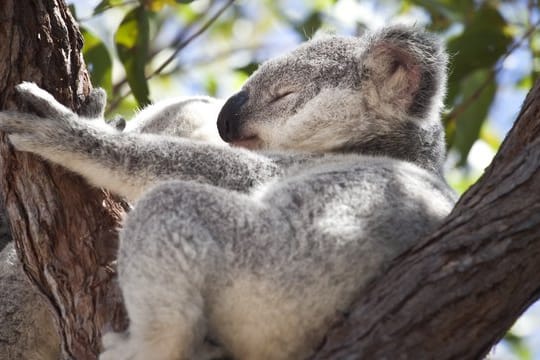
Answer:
(0, 204, 61, 360)
(0, 25, 456, 360)
(79, 87, 107, 119)
(0, 89, 223, 359)
(0, 243, 61, 360)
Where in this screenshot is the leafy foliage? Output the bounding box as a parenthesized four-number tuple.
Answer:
(115, 6, 150, 107)
(82, 28, 112, 95)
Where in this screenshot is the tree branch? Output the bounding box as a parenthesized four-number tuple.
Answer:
(445, 19, 540, 125)
(107, 0, 236, 113)
(314, 78, 540, 359)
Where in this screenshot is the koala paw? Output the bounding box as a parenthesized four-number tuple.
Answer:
(100, 332, 134, 360)
(0, 83, 83, 154)
(0, 110, 67, 153)
(100, 331, 179, 360)
(15, 82, 74, 119)
(79, 87, 107, 118)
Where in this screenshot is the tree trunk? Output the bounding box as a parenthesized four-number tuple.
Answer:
(0, 1, 127, 359)
(313, 79, 540, 359)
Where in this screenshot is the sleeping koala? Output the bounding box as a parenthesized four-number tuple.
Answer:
(0, 25, 456, 359)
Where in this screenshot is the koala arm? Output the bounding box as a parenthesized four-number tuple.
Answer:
(0, 83, 281, 201)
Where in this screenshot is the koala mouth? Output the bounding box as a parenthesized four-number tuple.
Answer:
(230, 136, 261, 150)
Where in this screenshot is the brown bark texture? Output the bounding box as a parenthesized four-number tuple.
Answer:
(0, 1, 127, 359)
(313, 79, 540, 359)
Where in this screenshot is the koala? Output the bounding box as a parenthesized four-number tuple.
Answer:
(0, 26, 456, 360)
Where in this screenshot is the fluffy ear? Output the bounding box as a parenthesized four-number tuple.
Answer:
(360, 26, 447, 118)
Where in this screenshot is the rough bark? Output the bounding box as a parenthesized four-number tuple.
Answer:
(313, 79, 540, 359)
(0, 243, 61, 360)
(0, 1, 127, 359)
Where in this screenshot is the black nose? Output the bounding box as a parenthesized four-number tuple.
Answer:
(217, 90, 249, 142)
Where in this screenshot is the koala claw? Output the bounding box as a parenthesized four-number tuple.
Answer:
(80, 87, 107, 118)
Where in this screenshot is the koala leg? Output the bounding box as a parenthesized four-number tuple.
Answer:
(101, 181, 264, 360)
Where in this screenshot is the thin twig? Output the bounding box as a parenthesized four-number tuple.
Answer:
(107, 0, 235, 113)
(78, 0, 139, 22)
(159, 43, 263, 75)
(148, 1, 236, 78)
(110, 2, 208, 98)
(445, 19, 540, 124)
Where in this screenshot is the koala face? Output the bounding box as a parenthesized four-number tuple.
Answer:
(217, 26, 447, 157)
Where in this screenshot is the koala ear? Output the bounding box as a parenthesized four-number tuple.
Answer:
(360, 26, 447, 118)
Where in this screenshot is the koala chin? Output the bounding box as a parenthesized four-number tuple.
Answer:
(0, 25, 456, 360)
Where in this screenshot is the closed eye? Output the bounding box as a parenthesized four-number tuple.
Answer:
(270, 91, 295, 104)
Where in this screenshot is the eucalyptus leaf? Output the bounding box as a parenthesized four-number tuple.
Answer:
(294, 12, 322, 41)
(446, 4, 512, 103)
(114, 6, 151, 107)
(452, 69, 496, 166)
(82, 28, 112, 95)
(93, 0, 125, 15)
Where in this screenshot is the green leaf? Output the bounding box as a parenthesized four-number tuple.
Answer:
(504, 332, 532, 360)
(93, 0, 125, 15)
(313, 0, 338, 11)
(232, 71, 250, 90)
(82, 28, 112, 95)
(479, 127, 501, 152)
(176, 0, 195, 3)
(408, 0, 474, 23)
(204, 75, 218, 97)
(517, 74, 533, 91)
(294, 12, 322, 41)
(69, 4, 78, 19)
(451, 69, 496, 166)
(446, 4, 512, 103)
(115, 6, 151, 107)
(235, 62, 259, 76)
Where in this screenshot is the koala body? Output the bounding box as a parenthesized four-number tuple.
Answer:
(0, 26, 456, 359)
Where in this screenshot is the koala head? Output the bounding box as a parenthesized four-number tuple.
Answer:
(217, 26, 448, 172)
